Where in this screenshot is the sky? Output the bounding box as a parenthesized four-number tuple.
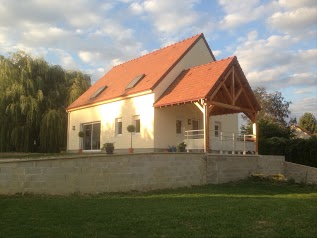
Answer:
(0, 0, 316, 120)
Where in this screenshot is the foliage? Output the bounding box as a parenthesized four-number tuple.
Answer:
(126, 124, 136, 133)
(298, 112, 317, 134)
(241, 119, 293, 139)
(177, 142, 187, 152)
(178, 142, 187, 147)
(0, 51, 90, 152)
(259, 136, 317, 167)
(0, 181, 316, 238)
(78, 131, 84, 137)
(248, 173, 287, 182)
(252, 87, 291, 126)
(241, 87, 292, 139)
(102, 142, 114, 148)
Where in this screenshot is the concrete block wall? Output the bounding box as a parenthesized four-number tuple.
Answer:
(0, 154, 286, 195)
(0, 153, 205, 195)
(284, 162, 317, 184)
(205, 155, 285, 184)
(257, 155, 285, 174)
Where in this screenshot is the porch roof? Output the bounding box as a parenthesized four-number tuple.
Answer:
(154, 57, 234, 107)
(154, 56, 261, 120)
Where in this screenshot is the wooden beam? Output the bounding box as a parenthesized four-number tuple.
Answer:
(253, 113, 258, 154)
(194, 101, 204, 113)
(209, 67, 233, 101)
(234, 70, 243, 87)
(233, 72, 255, 111)
(242, 90, 255, 111)
(222, 84, 232, 103)
(233, 87, 243, 104)
(210, 100, 256, 114)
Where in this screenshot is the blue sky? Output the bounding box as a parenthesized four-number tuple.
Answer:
(0, 0, 316, 119)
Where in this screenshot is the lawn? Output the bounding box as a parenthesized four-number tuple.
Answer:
(0, 180, 316, 238)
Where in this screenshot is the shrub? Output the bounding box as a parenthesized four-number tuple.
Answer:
(259, 136, 317, 168)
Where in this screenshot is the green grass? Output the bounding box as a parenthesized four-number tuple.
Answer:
(0, 180, 316, 238)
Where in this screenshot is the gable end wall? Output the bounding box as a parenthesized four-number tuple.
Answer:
(153, 38, 214, 102)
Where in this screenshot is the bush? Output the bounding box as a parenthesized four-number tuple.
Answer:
(259, 136, 317, 168)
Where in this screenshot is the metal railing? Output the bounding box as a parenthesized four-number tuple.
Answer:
(184, 129, 256, 154)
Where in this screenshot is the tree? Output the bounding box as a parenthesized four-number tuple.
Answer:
(0, 51, 91, 152)
(298, 113, 317, 134)
(252, 87, 291, 126)
(127, 125, 136, 153)
(241, 87, 292, 139)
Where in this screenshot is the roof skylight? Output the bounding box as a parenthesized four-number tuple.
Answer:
(126, 74, 145, 90)
(90, 85, 107, 99)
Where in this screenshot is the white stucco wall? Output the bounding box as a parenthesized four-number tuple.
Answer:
(67, 93, 155, 151)
(209, 114, 239, 138)
(153, 38, 214, 101)
(154, 104, 239, 150)
(154, 104, 203, 149)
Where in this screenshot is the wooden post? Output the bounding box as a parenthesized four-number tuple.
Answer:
(203, 101, 210, 153)
(253, 114, 258, 154)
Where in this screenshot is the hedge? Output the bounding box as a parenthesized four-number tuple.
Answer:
(259, 136, 317, 168)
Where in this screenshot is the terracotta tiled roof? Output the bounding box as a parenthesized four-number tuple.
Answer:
(67, 33, 205, 110)
(154, 57, 235, 107)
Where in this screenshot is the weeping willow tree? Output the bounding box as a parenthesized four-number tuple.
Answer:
(0, 51, 91, 152)
(40, 109, 66, 152)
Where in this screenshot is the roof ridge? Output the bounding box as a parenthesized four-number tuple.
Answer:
(113, 33, 203, 68)
(187, 56, 235, 70)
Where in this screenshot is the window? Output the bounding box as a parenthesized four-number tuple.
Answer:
(126, 74, 145, 90)
(115, 118, 122, 135)
(215, 125, 219, 137)
(90, 85, 107, 99)
(214, 122, 221, 137)
(133, 115, 140, 133)
(176, 120, 182, 134)
(191, 119, 199, 139)
(82, 122, 101, 150)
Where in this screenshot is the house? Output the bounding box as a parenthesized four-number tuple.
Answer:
(291, 125, 312, 139)
(66, 33, 260, 153)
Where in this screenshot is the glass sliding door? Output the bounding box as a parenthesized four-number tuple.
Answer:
(83, 122, 101, 150)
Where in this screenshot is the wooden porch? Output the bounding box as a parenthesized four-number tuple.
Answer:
(154, 56, 261, 153)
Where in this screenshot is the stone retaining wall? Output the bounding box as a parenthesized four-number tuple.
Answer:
(0, 153, 285, 195)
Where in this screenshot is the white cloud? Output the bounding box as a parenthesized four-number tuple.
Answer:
(128, 0, 210, 45)
(142, 0, 201, 33)
(130, 2, 144, 14)
(294, 87, 316, 95)
(213, 50, 222, 57)
(290, 97, 317, 119)
(218, 0, 279, 28)
(234, 31, 316, 93)
(278, 0, 316, 10)
(268, 7, 317, 34)
(78, 51, 94, 63)
(287, 73, 317, 86)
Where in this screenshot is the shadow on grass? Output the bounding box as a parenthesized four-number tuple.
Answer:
(0, 180, 316, 238)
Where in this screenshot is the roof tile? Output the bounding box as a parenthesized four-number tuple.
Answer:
(154, 57, 235, 107)
(67, 33, 203, 110)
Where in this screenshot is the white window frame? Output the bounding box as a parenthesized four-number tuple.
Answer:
(214, 121, 221, 137)
(115, 118, 122, 136)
